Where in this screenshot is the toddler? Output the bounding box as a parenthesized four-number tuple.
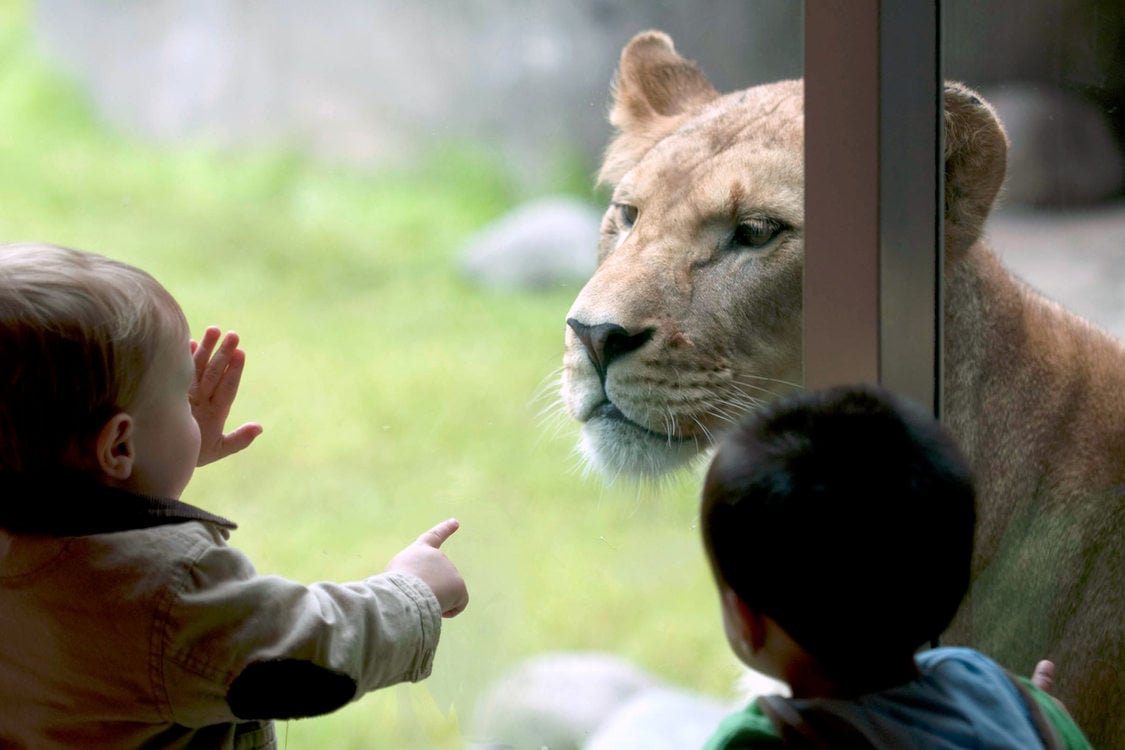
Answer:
(0, 242, 468, 749)
(699, 385, 1089, 749)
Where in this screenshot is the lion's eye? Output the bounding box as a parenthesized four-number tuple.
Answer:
(732, 218, 783, 250)
(616, 203, 639, 229)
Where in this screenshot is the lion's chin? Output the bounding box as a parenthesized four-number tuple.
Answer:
(578, 414, 703, 480)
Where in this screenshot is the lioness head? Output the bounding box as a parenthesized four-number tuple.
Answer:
(562, 31, 1006, 479)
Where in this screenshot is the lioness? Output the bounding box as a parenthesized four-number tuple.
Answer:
(562, 31, 1125, 747)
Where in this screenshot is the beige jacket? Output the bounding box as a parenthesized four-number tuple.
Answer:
(0, 482, 442, 749)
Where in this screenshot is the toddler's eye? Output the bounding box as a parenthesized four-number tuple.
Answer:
(615, 202, 639, 229)
(732, 218, 783, 250)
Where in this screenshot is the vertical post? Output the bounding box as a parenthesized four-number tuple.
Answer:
(803, 0, 881, 391)
(879, 0, 943, 416)
(803, 0, 943, 416)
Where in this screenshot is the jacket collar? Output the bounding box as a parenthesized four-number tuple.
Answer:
(0, 473, 237, 536)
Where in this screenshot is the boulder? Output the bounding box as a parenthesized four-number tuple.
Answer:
(468, 651, 659, 750)
(457, 197, 601, 291)
(983, 84, 1124, 207)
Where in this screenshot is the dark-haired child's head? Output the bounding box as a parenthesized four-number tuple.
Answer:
(700, 384, 975, 681)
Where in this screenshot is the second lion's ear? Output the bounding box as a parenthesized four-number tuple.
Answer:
(599, 31, 719, 186)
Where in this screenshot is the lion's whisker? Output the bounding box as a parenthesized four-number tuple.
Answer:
(736, 374, 804, 390)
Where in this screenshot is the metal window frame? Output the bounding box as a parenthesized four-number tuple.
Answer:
(803, 0, 943, 417)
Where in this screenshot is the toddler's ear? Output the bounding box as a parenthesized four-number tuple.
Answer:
(96, 412, 134, 480)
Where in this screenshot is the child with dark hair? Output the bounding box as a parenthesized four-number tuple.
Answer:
(699, 385, 1089, 749)
(0, 243, 469, 749)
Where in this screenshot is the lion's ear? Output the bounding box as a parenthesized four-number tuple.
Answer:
(943, 83, 1009, 255)
(598, 31, 719, 186)
(610, 31, 718, 127)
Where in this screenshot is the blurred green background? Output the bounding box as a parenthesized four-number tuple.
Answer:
(0, 1, 738, 747)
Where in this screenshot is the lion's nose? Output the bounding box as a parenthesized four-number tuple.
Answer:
(567, 319, 653, 381)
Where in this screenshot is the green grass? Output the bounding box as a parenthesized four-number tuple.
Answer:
(0, 3, 741, 746)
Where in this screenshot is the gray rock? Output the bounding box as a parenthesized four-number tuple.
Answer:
(583, 686, 732, 750)
(470, 651, 787, 750)
(468, 651, 660, 750)
(457, 197, 601, 291)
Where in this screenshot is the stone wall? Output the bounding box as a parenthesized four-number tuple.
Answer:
(31, 0, 801, 188)
(31, 1, 1124, 197)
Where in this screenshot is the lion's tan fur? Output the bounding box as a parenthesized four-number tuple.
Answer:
(563, 30, 1125, 746)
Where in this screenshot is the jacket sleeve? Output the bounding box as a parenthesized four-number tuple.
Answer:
(156, 527, 442, 727)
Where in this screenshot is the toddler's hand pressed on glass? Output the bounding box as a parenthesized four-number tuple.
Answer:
(386, 519, 469, 618)
(191, 326, 263, 466)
